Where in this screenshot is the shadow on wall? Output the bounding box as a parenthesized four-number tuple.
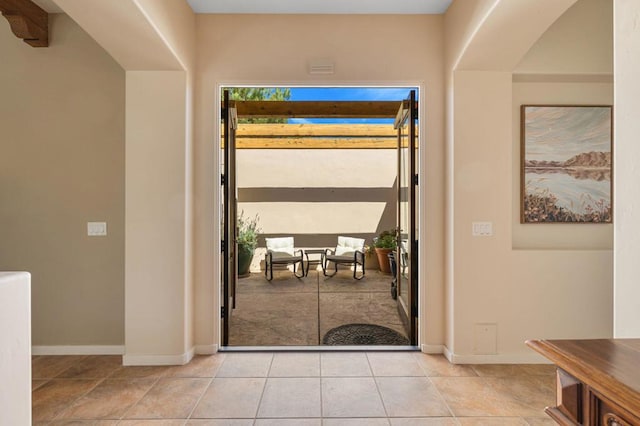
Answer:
(239, 182, 398, 248)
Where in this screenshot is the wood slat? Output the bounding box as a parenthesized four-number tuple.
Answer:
(236, 123, 397, 137)
(234, 137, 397, 149)
(232, 100, 402, 118)
(222, 123, 418, 149)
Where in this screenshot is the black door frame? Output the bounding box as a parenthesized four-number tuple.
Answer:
(219, 85, 422, 348)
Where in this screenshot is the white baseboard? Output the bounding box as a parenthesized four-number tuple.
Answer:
(195, 344, 218, 355)
(443, 345, 453, 362)
(446, 350, 550, 364)
(32, 345, 125, 356)
(123, 347, 195, 366)
(420, 344, 444, 354)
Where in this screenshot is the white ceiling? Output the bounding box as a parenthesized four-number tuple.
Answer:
(186, 0, 453, 14)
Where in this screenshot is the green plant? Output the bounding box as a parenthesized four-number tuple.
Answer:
(237, 211, 261, 250)
(369, 229, 397, 254)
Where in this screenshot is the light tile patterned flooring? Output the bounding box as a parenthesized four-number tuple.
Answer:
(32, 352, 556, 425)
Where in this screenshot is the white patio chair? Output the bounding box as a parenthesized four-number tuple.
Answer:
(322, 236, 366, 280)
(264, 237, 304, 281)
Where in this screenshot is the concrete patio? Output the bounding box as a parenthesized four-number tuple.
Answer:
(229, 268, 407, 346)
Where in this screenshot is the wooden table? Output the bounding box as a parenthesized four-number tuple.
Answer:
(526, 339, 640, 425)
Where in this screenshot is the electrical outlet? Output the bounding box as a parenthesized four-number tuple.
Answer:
(87, 222, 107, 236)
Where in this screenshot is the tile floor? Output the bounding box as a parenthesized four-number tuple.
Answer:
(230, 269, 406, 346)
(32, 352, 557, 425)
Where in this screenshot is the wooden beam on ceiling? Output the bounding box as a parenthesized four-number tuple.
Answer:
(0, 0, 48, 47)
(231, 100, 403, 118)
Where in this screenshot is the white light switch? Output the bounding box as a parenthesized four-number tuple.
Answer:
(472, 221, 493, 237)
(87, 222, 107, 236)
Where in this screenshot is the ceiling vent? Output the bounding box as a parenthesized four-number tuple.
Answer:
(308, 61, 335, 75)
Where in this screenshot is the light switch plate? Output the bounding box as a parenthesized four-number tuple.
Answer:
(87, 222, 107, 236)
(472, 221, 493, 237)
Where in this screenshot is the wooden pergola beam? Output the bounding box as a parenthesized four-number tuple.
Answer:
(236, 123, 398, 137)
(231, 100, 403, 118)
(0, 0, 48, 47)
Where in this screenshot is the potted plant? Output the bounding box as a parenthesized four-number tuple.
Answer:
(369, 229, 397, 274)
(237, 211, 261, 277)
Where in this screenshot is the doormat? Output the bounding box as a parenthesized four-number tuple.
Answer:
(322, 323, 409, 345)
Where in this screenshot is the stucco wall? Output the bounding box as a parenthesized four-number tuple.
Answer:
(445, 0, 613, 362)
(0, 14, 125, 348)
(194, 14, 446, 350)
(613, 0, 640, 337)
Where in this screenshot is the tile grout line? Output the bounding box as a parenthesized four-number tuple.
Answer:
(46, 375, 105, 422)
(366, 352, 392, 422)
(252, 353, 275, 421)
(185, 376, 214, 421)
(425, 374, 458, 421)
(319, 353, 324, 420)
(118, 375, 163, 421)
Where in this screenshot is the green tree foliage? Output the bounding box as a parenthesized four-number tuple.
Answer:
(226, 87, 291, 123)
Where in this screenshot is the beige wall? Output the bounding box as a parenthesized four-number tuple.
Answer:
(194, 14, 446, 350)
(237, 149, 397, 242)
(3, 0, 633, 360)
(124, 71, 192, 364)
(515, 0, 612, 75)
(54, 0, 183, 70)
(0, 14, 125, 347)
(444, 0, 613, 362)
(54, 0, 197, 362)
(614, 0, 640, 337)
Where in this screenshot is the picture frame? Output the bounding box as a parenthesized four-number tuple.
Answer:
(520, 105, 613, 224)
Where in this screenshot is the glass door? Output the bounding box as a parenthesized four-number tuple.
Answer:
(221, 89, 238, 346)
(395, 90, 418, 344)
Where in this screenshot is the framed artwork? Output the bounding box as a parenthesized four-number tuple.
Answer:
(520, 105, 612, 223)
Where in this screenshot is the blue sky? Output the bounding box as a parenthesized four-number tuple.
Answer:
(288, 87, 415, 101)
(286, 86, 417, 124)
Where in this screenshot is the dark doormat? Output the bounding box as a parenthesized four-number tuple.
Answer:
(322, 323, 409, 345)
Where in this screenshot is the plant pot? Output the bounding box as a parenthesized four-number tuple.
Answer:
(365, 251, 379, 270)
(237, 244, 254, 278)
(374, 247, 393, 274)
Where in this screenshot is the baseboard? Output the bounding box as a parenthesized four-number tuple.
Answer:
(420, 344, 444, 354)
(122, 347, 195, 366)
(32, 345, 125, 356)
(195, 344, 218, 355)
(443, 345, 453, 363)
(447, 351, 550, 364)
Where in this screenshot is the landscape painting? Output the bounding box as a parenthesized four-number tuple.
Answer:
(521, 105, 612, 223)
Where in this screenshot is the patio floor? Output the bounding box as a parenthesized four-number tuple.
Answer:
(229, 268, 407, 346)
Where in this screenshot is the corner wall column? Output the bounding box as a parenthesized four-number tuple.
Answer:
(124, 71, 192, 364)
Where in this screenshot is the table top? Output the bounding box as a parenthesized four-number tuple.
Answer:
(526, 339, 640, 417)
(304, 249, 326, 255)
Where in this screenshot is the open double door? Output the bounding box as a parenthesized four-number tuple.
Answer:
(220, 89, 419, 346)
(394, 90, 419, 344)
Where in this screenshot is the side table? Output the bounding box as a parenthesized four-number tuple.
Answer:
(304, 249, 326, 276)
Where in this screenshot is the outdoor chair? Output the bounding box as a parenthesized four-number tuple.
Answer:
(264, 237, 304, 281)
(322, 236, 366, 280)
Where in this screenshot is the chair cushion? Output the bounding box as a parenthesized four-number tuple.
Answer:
(335, 236, 365, 256)
(265, 237, 295, 256)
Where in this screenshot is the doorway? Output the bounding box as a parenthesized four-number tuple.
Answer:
(220, 86, 419, 348)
